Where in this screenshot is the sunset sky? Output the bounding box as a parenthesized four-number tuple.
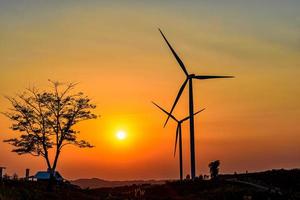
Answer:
(0, 0, 299, 180)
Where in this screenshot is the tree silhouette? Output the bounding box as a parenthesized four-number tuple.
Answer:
(2, 80, 97, 178)
(208, 160, 220, 180)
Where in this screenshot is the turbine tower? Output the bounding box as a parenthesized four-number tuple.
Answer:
(158, 29, 234, 179)
(152, 101, 205, 180)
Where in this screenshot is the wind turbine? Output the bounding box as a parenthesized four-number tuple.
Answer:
(158, 29, 234, 179)
(152, 101, 205, 180)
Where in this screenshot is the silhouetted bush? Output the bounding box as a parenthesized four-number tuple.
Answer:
(209, 160, 220, 180)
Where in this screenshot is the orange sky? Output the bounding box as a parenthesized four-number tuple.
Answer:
(0, 1, 299, 180)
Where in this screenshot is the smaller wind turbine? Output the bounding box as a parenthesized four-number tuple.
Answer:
(152, 101, 205, 180)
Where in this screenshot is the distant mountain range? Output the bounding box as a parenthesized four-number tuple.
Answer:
(70, 178, 166, 189)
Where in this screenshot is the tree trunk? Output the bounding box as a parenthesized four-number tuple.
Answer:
(47, 149, 61, 191)
(47, 168, 55, 192)
(52, 148, 61, 173)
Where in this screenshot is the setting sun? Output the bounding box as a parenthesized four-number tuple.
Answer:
(116, 130, 127, 140)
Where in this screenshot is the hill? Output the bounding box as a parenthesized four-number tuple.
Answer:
(70, 178, 165, 189)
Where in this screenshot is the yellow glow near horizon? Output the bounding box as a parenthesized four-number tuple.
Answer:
(116, 130, 127, 140)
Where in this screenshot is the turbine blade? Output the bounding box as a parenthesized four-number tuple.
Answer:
(193, 108, 206, 116)
(164, 78, 188, 127)
(174, 125, 179, 157)
(193, 75, 234, 80)
(181, 108, 205, 122)
(158, 29, 189, 76)
(152, 101, 178, 122)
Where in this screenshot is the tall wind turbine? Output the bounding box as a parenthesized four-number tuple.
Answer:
(152, 101, 205, 180)
(158, 29, 234, 179)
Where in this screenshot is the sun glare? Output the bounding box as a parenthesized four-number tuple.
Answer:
(116, 130, 127, 140)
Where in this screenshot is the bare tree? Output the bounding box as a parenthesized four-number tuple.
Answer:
(2, 80, 97, 178)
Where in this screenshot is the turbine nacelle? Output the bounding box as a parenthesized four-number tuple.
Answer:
(188, 74, 195, 78)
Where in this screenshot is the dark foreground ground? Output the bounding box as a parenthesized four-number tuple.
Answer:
(0, 169, 299, 200)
